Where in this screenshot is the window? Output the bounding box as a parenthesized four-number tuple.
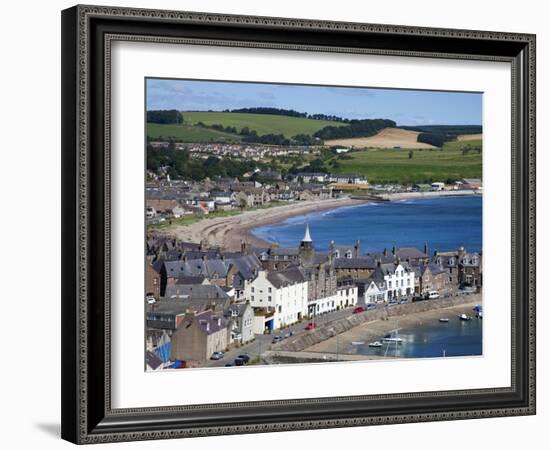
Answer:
(251, 295, 255, 301)
(268, 287, 272, 293)
(268, 296, 272, 302)
(251, 287, 255, 293)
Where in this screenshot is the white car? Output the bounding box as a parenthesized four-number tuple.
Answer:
(427, 290, 440, 299)
(146, 296, 156, 304)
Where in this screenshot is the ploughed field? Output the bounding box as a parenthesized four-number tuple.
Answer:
(325, 127, 436, 149)
(328, 139, 482, 184)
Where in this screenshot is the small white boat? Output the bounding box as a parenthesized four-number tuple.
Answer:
(382, 336, 404, 343)
(352, 341, 365, 346)
(459, 313, 472, 321)
(476, 311, 483, 319)
(368, 341, 383, 348)
(439, 318, 449, 323)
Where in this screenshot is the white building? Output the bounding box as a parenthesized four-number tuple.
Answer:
(245, 268, 308, 332)
(364, 279, 387, 304)
(336, 284, 359, 308)
(371, 262, 415, 300)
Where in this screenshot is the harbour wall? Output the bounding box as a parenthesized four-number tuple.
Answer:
(273, 293, 481, 353)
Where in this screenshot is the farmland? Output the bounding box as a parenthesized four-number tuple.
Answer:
(147, 123, 242, 143)
(183, 111, 347, 139)
(325, 127, 436, 149)
(328, 139, 482, 184)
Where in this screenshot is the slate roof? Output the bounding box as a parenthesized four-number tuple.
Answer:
(223, 303, 251, 318)
(164, 284, 229, 300)
(266, 267, 307, 288)
(334, 257, 377, 270)
(394, 247, 428, 260)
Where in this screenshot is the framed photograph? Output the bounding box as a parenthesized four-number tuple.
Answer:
(61, 5, 536, 444)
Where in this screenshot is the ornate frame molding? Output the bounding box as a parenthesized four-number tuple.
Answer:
(62, 5, 536, 444)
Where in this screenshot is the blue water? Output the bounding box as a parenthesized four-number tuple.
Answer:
(352, 315, 482, 358)
(252, 196, 482, 254)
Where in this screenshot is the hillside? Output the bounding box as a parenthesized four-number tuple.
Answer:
(147, 123, 242, 143)
(327, 139, 482, 184)
(183, 111, 348, 139)
(325, 128, 437, 149)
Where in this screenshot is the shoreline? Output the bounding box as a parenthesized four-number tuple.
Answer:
(377, 190, 481, 202)
(157, 197, 367, 250)
(305, 300, 481, 357)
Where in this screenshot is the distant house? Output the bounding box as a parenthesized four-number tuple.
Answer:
(295, 172, 328, 183)
(170, 311, 229, 363)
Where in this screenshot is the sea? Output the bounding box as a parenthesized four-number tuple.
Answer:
(251, 195, 482, 254)
(350, 317, 483, 358)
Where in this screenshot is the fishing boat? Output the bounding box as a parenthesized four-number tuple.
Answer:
(368, 341, 382, 348)
(439, 318, 449, 323)
(459, 313, 472, 321)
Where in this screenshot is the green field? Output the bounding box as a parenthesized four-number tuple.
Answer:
(329, 139, 482, 184)
(183, 112, 347, 139)
(147, 123, 242, 143)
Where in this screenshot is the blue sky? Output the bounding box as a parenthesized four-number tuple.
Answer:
(146, 78, 482, 126)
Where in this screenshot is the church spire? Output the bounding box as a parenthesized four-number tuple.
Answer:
(302, 223, 312, 243)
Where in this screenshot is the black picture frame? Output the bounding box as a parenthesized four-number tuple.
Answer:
(61, 4, 536, 444)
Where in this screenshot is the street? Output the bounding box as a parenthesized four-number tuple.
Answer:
(206, 305, 358, 367)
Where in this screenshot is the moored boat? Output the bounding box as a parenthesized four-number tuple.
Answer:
(439, 318, 449, 323)
(368, 341, 383, 348)
(459, 313, 472, 321)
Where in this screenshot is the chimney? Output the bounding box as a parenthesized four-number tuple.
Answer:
(355, 240, 361, 258)
(392, 245, 396, 255)
(383, 248, 388, 257)
(377, 260, 381, 268)
(424, 242, 429, 256)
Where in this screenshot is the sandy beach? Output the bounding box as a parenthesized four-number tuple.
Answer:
(158, 197, 366, 250)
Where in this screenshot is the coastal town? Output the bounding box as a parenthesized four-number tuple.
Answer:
(145, 172, 483, 370)
(144, 80, 483, 371)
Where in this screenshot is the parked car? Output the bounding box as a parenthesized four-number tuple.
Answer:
(412, 295, 425, 302)
(284, 330, 294, 338)
(234, 358, 245, 366)
(388, 301, 399, 306)
(366, 304, 377, 310)
(427, 290, 440, 299)
(399, 299, 409, 304)
(237, 354, 250, 364)
(210, 351, 224, 360)
(305, 322, 317, 330)
(146, 295, 156, 305)
(272, 335, 283, 344)
(352, 306, 365, 314)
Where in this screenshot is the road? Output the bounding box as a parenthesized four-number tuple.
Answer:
(206, 305, 358, 367)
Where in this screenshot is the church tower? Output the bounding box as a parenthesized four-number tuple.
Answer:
(299, 223, 315, 266)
